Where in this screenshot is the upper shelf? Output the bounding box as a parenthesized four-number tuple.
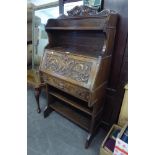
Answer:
(45, 26, 105, 30)
(45, 7, 118, 31)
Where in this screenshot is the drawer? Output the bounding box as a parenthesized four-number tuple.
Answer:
(43, 74, 90, 102)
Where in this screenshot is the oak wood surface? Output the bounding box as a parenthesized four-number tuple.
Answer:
(40, 7, 118, 148)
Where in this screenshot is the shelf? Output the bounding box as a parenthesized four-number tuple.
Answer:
(45, 46, 101, 58)
(46, 27, 104, 30)
(49, 100, 90, 131)
(49, 91, 92, 115)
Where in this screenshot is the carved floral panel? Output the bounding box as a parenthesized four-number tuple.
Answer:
(42, 51, 93, 84)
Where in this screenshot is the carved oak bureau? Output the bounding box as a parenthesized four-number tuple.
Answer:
(39, 6, 118, 148)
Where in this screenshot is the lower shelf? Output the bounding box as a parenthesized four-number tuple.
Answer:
(49, 100, 91, 131)
(49, 91, 92, 115)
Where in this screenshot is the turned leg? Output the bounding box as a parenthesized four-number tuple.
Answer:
(34, 87, 41, 113)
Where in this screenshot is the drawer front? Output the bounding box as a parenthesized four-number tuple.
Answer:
(43, 74, 90, 102)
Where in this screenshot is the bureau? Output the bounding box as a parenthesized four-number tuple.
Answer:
(39, 6, 118, 148)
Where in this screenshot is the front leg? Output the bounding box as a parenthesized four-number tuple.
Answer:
(44, 106, 53, 118)
(85, 105, 101, 148)
(85, 133, 93, 148)
(34, 87, 41, 113)
(85, 118, 95, 148)
(44, 90, 54, 118)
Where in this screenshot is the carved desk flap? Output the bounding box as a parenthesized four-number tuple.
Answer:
(40, 49, 99, 89)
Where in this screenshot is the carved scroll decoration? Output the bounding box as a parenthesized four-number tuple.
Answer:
(58, 6, 115, 19)
(66, 5, 113, 17)
(67, 5, 98, 16)
(42, 52, 93, 84)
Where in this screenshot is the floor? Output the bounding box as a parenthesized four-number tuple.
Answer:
(27, 87, 107, 155)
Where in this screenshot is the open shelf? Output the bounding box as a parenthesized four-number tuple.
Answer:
(49, 91, 92, 115)
(46, 26, 104, 30)
(49, 100, 90, 131)
(45, 46, 103, 58)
